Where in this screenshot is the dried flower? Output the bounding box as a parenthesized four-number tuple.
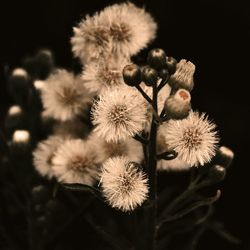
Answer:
(41, 70, 90, 121)
(71, 14, 109, 63)
(100, 156, 148, 212)
(92, 86, 147, 142)
(99, 3, 157, 57)
(82, 57, 129, 94)
(89, 132, 144, 163)
(168, 59, 195, 91)
(52, 139, 100, 185)
(162, 111, 219, 166)
(33, 136, 64, 179)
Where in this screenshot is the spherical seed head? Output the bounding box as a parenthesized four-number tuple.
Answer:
(141, 66, 158, 86)
(147, 48, 167, 69)
(101, 156, 149, 212)
(122, 64, 141, 86)
(166, 56, 177, 75)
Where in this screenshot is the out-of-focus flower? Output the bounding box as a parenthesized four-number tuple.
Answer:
(33, 136, 64, 179)
(88, 132, 144, 163)
(41, 70, 90, 121)
(82, 57, 129, 94)
(168, 59, 195, 91)
(92, 86, 147, 142)
(100, 156, 148, 212)
(52, 139, 100, 185)
(162, 111, 218, 166)
(12, 130, 30, 144)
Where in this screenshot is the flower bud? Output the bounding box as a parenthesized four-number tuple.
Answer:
(164, 89, 191, 119)
(8, 68, 31, 105)
(168, 59, 195, 91)
(214, 146, 234, 168)
(159, 68, 170, 80)
(207, 165, 226, 184)
(141, 66, 158, 86)
(147, 48, 166, 69)
(4, 106, 26, 134)
(165, 56, 177, 75)
(122, 64, 141, 86)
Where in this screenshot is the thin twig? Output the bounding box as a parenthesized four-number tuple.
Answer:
(135, 85, 152, 104)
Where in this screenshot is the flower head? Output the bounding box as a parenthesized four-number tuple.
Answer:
(88, 132, 144, 163)
(100, 156, 148, 212)
(33, 136, 64, 179)
(82, 57, 129, 94)
(162, 111, 219, 166)
(92, 86, 147, 142)
(12, 130, 30, 144)
(99, 2, 157, 57)
(169, 59, 195, 91)
(71, 14, 109, 63)
(52, 139, 100, 185)
(41, 70, 90, 121)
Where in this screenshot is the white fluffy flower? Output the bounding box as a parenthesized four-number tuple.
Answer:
(41, 70, 90, 121)
(100, 156, 148, 212)
(169, 59, 196, 91)
(99, 2, 157, 57)
(82, 57, 129, 94)
(92, 86, 147, 142)
(88, 132, 144, 163)
(163, 111, 218, 166)
(12, 130, 30, 144)
(33, 136, 64, 179)
(71, 14, 109, 63)
(52, 139, 100, 185)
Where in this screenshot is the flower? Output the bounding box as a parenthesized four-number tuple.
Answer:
(92, 86, 147, 142)
(41, 70, 90, 121)
(168, 59, 195, 91)
(52, 139, 100, 185)
(8, 105, 22, 116)
(88, 132, 144, 163)
(33, 136, 64, 179)
(99, 2, 157, 57)
(71, 13, 109, 63)
(162, 111, 219, 166)
(82, 57, 129, 94)
(12, 68, 28, 78)
(100, 156, 148, 212)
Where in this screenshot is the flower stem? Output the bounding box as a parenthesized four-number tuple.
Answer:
(145, 84, 158, 250)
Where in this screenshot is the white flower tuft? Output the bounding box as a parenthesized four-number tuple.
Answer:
(41, 70, 90, 121)
(92, 86, 147, 142)
(52, 139, 101, 185)
(33, 136, 64, 179)
(99, 2, 157, 57)
(82, 57, 129, 94)
(100, 156, 148, 212)
(88, 132, 144, 163)
(163, 111, 219, 166)
(12, 68, 28, 78)
(8, 105, 22, 116)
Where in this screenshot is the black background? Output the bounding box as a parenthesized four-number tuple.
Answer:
(0, 0, 249, 249)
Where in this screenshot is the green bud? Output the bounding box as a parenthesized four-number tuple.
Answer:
(166, 56, 177, 75)
(122, 64, 142, 86)
(141, 66, 158, 86)
(147, 48, 167, 69)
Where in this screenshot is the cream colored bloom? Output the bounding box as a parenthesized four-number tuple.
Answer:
(41, 70, 90, 121)
(92, 86, 147, 142)
(162, 111, 218, 166)
(100, 156, 148, 212)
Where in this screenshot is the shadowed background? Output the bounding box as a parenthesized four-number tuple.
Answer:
(0, 0, 249, 249)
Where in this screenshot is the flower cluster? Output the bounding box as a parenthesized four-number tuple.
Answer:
(25, 2, 229, 214)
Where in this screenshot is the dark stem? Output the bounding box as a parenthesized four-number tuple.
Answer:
(135, 85, 152, 104)
(157, 76, 170, 92)
(133, 134, 149, 145)
(157, 150, 177, 160)
(144, 84, 158, 250)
